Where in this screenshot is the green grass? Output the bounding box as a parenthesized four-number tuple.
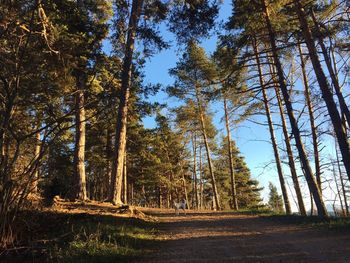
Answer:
(52, 219, 157, 262)
(4, 210, 159, 263)
(260, 213, 350, 230)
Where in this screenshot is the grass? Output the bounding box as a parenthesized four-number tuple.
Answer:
(234, 207, 277, 216)
(226, 207, 350, 230)
(260, 213, 350, 230)
(2, 210, 159, 263)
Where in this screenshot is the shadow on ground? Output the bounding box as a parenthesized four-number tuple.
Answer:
(1, 210, 160, 263)
(138, 209, 350, 263)
(3, 208, 350, 263)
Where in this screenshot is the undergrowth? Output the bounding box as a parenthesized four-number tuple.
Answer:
(1, 210, 158, 263)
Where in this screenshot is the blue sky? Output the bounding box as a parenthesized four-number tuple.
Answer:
(139, 1, 280, 204)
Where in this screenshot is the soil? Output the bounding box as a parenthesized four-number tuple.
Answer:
(139, 209, 350, 263)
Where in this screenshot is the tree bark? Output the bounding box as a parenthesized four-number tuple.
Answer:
(330, 44, 348, 133)
(310, 10, 350, 127)
(332, 161, 345, 215)
(224, 96, 238, 210)
(294, 0, 350, 183)
(74, 73, 87, 201)
(130, 182, 134, 205)
(195, 87, 221, 210)
(182, 173, 189, 209)
(253, 38, 291, 215)
(262, 0, 328, 217)
(272, 76, 306, 216)
(0, 79, 14, 185)
(335, 137, 349, 216)
(192, 134, 199, 209)
(32, 119, 41, 194)
(199, 144, 203, 209)
(110, 0, 143, 205)
(158, 187, 162, 208)
(105, 128, 112, 200)
(122, 152, 127, 203)
(297, 42, 322, 193)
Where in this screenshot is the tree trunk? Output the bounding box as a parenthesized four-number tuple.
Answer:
(122, 153, 127, 203)
(199, 144, 203, 209)
(158, 187, 162, 208)
(192, 134, 199, 209)
(331, 44, 348, 133)
(105, 128, 112, 200)
(74, 74, 87, 201)
(272, 74, 306, 216)
(167, 190, 170, 209)
(110, 0, 143, 205)
(223, 96, 238, 210)
(332, 161, 345, 215)
(297, 42, 322, 193)
(262, 0, 328, 217)
(32, 121, 41, 194)
(130, 182, 134, 205)
(310, 10, 350, 127)
(0, 80, 14, 186)
(294, 0, 350, 183)
(335, 137, 349, 216)
(195, 87, 221, 210)
(182, 173, 189, 209)
(253, 38, 291, 214)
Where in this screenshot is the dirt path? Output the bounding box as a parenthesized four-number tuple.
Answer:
(139, 209, 350, 263)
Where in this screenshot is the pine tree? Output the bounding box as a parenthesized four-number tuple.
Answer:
(169, 42, 222, 210)
(216, 137, 263, 209)
(268, 182, 284, 213)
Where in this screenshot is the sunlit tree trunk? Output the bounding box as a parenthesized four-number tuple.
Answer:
(32, 119, 41, 194)
(335, 137, 349, 216)
(332, 161, 345, 215)
(294, 0, 350, 183)
(158, 186, 162, 208)
(298, 43, 322, 193)
(224, 96, 238, 210)
(199, 144, 204, 209)
(74, 73, 87, 201)
(272, 76, 306, 216)
(105, 128, 112, 200)
(195, 86, 221, 210)
(192, 134, 199, 209)
(167, 187, 170, 209)
(110, 0, 143, 205)
(122, 153, 127, 203)
(330, 43, 348, 134)
(262, 0, 328, 217)
(182, 173, 189, 209)
(310, 10, 350, 127)
(253, 38, 291, 214)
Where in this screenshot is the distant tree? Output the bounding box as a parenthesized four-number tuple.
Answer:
(169, 42, 222, 210)
(268, 182, 284, 213)
(215, 137, 263, 209)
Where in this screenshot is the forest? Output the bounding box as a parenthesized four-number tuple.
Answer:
(0, 0, 350, 261)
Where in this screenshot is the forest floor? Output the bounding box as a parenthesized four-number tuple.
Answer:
(2, 201, 350, 262)
(139, 208, 350, 263)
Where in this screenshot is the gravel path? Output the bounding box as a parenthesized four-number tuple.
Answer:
(139, 209, 350, 263)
